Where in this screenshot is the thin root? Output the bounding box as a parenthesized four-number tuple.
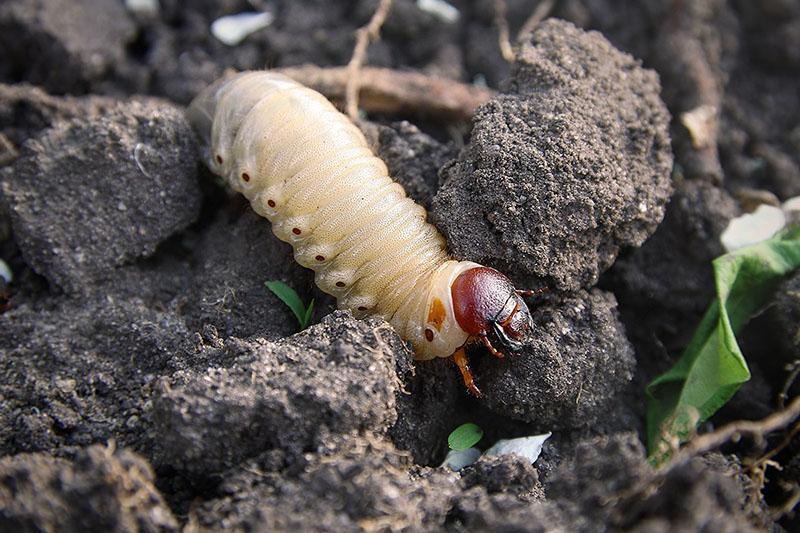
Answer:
(275, 65, 495, 122)
(345, 0, 394, 120)
(494, 0, 556, 63)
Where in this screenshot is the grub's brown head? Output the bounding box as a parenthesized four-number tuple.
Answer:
(450, 267, 532, 353)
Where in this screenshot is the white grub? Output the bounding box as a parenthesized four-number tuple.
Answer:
(721, 204, 786, 253)
(416, 0, 460, 23)
(187, 72, 476, 361)
(211, 11, 274, 46)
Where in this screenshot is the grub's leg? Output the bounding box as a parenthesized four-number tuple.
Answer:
(479, 334, 505, 359)
(452, 348, 482, 397)
(517, 287, 548, 298)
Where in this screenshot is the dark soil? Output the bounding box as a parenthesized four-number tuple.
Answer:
(0, 0, 798, 531)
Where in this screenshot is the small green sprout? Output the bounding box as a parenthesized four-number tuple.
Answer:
(448, 423, 484, 451)
(264, 280, 314, 330)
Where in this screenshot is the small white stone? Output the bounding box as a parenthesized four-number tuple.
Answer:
(0, 259, 12, 283)
(211, 11, 274, 47)
(125, 0, 159, 16)
(782, 196, 800, 225)
(441, 447, 481, 471)
(680, 105, 718, 149)
(720, 204, 786, 252)
(417, 0, 460, 23)
(782, 195, 800, 214)
(484, 433, 551, 464)
(472, 73, 488, 88)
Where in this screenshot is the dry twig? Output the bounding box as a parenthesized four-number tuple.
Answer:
(779, 360, 800, 409)
(750, 422, 800, 470)
(275, 65, 495, 122)
(743, 420, 800, 521)
(0, 133, 18, 166)
(667, 396, 800, 470)
(494, 0, 556, 63)
(771, 482, 800, 520)
(345, 0, 394, 120)
(517, 0, 555, 44)
(612, 396, 800, 511)
(493, 0, 515, 62)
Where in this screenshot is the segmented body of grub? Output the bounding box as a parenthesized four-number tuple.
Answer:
(187, 71, 538, 395)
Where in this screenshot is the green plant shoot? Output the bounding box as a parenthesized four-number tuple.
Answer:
(264, 280, 315, 330)
(448, 423, 484, 451)
(646, 225, 800, 466)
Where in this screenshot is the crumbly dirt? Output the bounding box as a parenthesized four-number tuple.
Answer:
(433, 19, 673, 292)
(0, 444, 178, 532)
(151, 312, 405, 478)
(0, 0, 798, 530)
(2, 97, 201, 294)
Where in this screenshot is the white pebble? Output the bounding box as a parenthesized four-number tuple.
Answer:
(441, 447, 481, 471)
(782, 195, 800, 226)
(680, 104, 718, 149)
(0, 259, 12, 283)
(125, 0, 159, 16)
(472, 73, 488, 88)
(720, 204, 786, 253)
(484, 433, 551, 463)
(782, 195, 800, 214)
(211, 12, 274, 47)
(417, 0, 460, 23)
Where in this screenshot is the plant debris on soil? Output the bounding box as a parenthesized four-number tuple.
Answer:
(1, 0, 799, 531)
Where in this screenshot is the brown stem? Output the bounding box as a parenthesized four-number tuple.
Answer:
(494, 0, 557, 63)
(274, 65, 495, 122)
(493, 0, 514, 62)
(669, 396, 800, 467)
(517, 0, 556, 45)
(345, 0, 394, 120)
(614, 396, 800, 510)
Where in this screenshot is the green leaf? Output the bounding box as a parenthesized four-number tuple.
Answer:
(448, 423, 484, 451)
(264, 281, 312, 330)
(301, 299, 315, 330)
(646, 225, 800, 465)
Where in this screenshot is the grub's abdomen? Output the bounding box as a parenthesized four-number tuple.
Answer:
(189, 72, 452, 355)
